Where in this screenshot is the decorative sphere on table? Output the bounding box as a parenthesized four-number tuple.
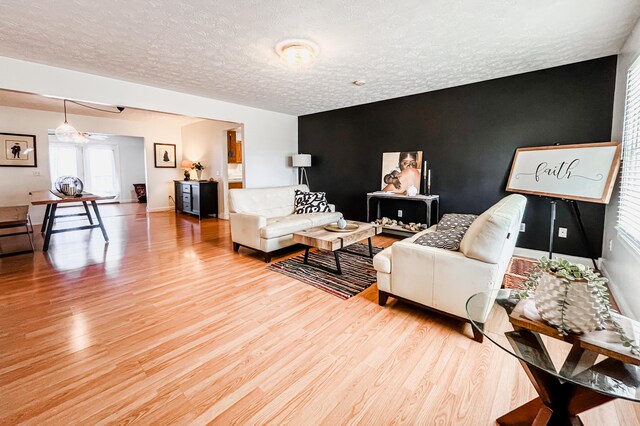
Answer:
(337, 217, 347, 229)
(54, 176, 84, 196)
(406, 185, 418, 196)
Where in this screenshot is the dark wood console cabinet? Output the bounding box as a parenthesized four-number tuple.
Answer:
(174, 180, 218, 220)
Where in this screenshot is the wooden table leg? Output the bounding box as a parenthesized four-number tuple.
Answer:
(497, 398, 552, 426)
(41, 204, 51, 233)
(500, 331, 617, 426)
(559, 345, 598, 378)
(25, 217, 35, 252)
(90, 201, 109, 242)
(82, 201, 94, 225)
(42, 204, 57, 251)
(497, 372, 615, 426)
(566, 384, 616, 418)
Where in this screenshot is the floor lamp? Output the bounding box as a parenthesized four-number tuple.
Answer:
(292, 154, 311, 188)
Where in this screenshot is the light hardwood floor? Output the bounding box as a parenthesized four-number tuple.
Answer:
(1, 205, 638, 425)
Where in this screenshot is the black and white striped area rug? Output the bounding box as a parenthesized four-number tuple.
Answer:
(267, 243, 383, 300)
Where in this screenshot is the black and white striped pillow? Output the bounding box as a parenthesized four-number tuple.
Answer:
(414, 228, 466, 251)
(294, 190, 331, 214)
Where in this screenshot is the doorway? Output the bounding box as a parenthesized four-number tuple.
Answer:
(226, 127, 244, 190)
(224, 127, 245, 219)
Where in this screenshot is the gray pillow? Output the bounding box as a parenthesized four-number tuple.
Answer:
(437, 213, 478, 231)
(414, 228, 466, 251)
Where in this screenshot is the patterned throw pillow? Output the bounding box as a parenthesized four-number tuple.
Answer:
(437, 213, 478, 231)
(294, 190, 331, 214)
(414, 228, 466, 251)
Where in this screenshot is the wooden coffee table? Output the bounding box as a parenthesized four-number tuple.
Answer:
(293, 221, 381, 275)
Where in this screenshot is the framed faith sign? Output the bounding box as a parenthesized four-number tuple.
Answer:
(506, 142, 621, 204)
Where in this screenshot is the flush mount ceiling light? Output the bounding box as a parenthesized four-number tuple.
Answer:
(275, 39, 319, 65)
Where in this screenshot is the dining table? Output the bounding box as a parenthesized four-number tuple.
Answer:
(30, 190, 115, 251)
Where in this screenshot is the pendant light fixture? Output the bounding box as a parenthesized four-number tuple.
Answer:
(55, 99, 81, 142)
(54, 99, 125, 143)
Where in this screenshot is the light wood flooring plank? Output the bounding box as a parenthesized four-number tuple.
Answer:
(0, 205, 638, 425)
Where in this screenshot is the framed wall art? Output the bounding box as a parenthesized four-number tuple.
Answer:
(0, 133, 37, 167)
(506, 141, 621, 204)
(154, 143, 176, 168)
(381, 151, 423, 195)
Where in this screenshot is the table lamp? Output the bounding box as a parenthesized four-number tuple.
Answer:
(181, 160, 193, 181)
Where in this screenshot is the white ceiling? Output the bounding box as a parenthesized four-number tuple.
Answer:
(0, 0, 638, 116)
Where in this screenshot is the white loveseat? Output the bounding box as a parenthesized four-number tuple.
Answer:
(373, 194, 527, 341)
(229, 184, 342, 262)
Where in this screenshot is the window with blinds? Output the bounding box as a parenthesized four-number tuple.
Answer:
(618, 56, 640, 253)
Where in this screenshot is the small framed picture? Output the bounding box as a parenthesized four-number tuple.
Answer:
(154, 143, 176, 168)
(0, 133, 37, 167)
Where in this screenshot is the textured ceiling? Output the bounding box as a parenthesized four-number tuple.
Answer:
(0, 0, 639, 116)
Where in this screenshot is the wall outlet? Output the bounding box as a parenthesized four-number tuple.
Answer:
(519, 223, 526, 232)
(397, 210, 403, 218)
(33, 171, 40, 176)
(609, 239, 613, 252)
(558, 227, 568, 238)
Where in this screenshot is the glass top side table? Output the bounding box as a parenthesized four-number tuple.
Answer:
(466, 289, 640, 426)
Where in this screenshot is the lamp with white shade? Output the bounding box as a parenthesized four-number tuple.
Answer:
(292, 154, 311, 187)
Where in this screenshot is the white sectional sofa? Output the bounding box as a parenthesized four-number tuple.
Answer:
(373, 194, 527, 341)
(229, 184, 342, 262)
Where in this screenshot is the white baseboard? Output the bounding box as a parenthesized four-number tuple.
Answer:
(147, 206, 174, 213)
(513, 247, 601, 268)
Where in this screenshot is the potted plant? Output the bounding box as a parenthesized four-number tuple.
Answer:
(521, 257, 639, 355)
(192, 162, 204, 180)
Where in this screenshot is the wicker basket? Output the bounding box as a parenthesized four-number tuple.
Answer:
(502, 256, 538, 289)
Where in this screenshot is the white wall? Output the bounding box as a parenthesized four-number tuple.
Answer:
(181, 120, 239, 219)
(602, 20, 640, 320)
(0, 105, 183, 219)
(0, 56, 298, 191)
